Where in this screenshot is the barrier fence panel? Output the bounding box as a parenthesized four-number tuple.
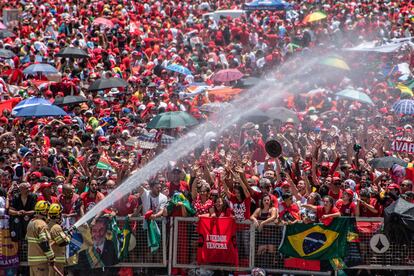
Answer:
(116, 217, 167, 268)
(172, 217, 254, 272)
(18, 217, 168, 269)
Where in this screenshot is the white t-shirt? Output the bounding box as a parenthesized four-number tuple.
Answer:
(140, 189, 168, 214)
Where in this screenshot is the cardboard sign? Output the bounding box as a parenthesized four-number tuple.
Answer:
(391, 139, 414, 154)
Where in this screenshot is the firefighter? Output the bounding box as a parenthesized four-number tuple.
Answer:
(48, 203, 70, 276)
(26, 200, 55, 276)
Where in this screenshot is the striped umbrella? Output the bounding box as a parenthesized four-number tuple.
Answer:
(392, 99, 414, 115)
(138, 133, 175, 146)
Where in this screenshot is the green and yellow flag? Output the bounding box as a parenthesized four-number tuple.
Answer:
(279, 218, 354, 260)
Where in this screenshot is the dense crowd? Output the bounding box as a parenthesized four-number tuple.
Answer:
(0, 0, 414, 275)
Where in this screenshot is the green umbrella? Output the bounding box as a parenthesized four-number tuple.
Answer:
(336, 89, 374, 105)
(147, 111, 198, 129)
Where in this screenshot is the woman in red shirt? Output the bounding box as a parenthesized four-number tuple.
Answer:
(335, 189, 356, 216)
(303, 195, 341, 226)
(208, 197, 233, 217)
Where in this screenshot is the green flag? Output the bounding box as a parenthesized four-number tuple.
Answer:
(144, 220, 161, 253)
(109, 217, 122, 259)
(119, 217, 132, 261)
(166, 192, 196, 216)
(279, 218, 353, 260)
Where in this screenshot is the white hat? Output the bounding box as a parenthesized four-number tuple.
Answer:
(108, 87, 120, 96)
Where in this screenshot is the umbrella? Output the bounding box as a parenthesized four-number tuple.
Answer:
(0, 30, 15, 39)
(303, 11, 327, 23)
(53, 96, 88, 106)
(0, 22, 6, 30)
(199, 102, 233, 113)
(92, 17, 114, 28)
(14, 104, 67, 117)
(12, 97, 51, 115)
(88, 77, 128, 91)
(23, 64, 58, 75)
(55, 47, 89, 59)
(147, 111, 198, 129)
(0, 49, 15, 59)
(392, 99, 414, 115)
(369, 156, 407, 169)
(384, 199, 414, 244)
(244, 0, 291, 11)
(138, 133, 176, 146)
(319, 57, 350, 71)
(234, 77, 261, 88)
(165, 64, 192, 75)
(265, 107, 300, 124)
(336, 89, 374, 105)
(211, 69, 244, 83)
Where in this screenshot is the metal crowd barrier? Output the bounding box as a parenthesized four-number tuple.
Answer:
(16, 216, 414, 274)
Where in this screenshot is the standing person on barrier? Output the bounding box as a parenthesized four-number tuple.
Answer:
(48, 203, 71, 276)
(26, 200, 55, 276)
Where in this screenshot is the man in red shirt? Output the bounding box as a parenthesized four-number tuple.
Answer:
(59, 184, 84, 225)
(80, 179, 105, 212)
(166, 167, 189, 197)
(37, 182, 59, 204)
(356, 189, 381, 217)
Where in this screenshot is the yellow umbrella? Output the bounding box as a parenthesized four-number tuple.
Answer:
(397, 83, 413, 97)
(319, 57, 350, 71)
(303, 11, 327, 23)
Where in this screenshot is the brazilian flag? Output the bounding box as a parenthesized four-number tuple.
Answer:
(166, 192, 196, 216)
(279, 218, 355, 260)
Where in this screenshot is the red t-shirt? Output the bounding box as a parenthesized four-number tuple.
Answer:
(80, 192, 105, 211)
(316, 205, 340, 226)
(359, 198, 383, 217)
(37, 195, 59, 204)
(166, 181, 189, 197)
(251, 190, 279, 209)
(279, 201, 300, 221)
(335, 199, 356, 216)
(229, 193, 251, 221)
(328, 189, 343, 202)
(114, 195, 139, 216)
(58, 194, 80, 215)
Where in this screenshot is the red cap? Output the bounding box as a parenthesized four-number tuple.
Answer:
(280, 181, 290, 188)
(98, 136, 108, 142)
(344, 188, 354, 198)
(388, 183, 400, 190)
(39, 182, 52, 190)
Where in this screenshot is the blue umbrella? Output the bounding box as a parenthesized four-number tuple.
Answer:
(15, 104, 67, 117)
(165, 64, 192, 75)
(336, 89, 374, 105)
(12, 97, 51, 115)
(244, 0, 291, 10)
(392, 99, 414, 115)
(23, 63, 58, 75)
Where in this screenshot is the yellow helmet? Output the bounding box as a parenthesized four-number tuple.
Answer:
(48, 203, 63, 219)
(35, 200, 50, 216)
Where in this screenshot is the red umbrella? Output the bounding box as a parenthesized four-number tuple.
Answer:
(0, 22, 6, 30)
(211, 69, 244, 83)
(92, 17, 114, 28)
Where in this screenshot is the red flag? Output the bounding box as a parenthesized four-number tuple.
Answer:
(0, 99, 14, 114)
(197, 217, 238, 265)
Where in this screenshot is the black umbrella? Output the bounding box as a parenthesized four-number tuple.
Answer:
(53, 95, 88, 106)
(0, 49, 15, 58)
(55, 47, 89, 59)
(88, 77, 128, 91)
(0, 30, 15, 39)
(384, 198, 414, 244)
(241, 109, 269, 123)
(369, 156, 407, 169)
